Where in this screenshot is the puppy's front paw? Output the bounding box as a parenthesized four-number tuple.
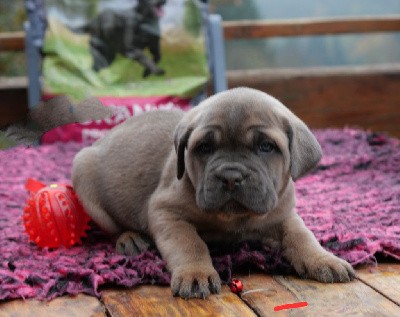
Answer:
(171, 265, 221, 299)
(294, 252, 355, 283)
(116, 231, 152, 256)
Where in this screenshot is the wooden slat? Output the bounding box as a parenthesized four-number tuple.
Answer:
(357, 263, 400, 306)
(102, 285, 256, 317)
(0, 76, 28, 89)
(0, 294, 106, 317)
(0, 31, 25, 51)
(2, 16, 400, 52)
(2, 62, 400, 138)
(237, 274, 299, 316)
(227, 64, 400, 138)
(223, 16, 400, 39)
(237, 272, 400, 317)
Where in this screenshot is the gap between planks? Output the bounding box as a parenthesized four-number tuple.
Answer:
(356, 263, 400, 306)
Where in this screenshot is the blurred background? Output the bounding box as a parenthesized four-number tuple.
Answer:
(209, 0, 400, 70)
(0, 0, 26, 76)
(1, 0, 400, 76)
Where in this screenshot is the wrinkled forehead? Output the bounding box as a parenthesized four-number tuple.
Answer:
(189, 102, 288, 148)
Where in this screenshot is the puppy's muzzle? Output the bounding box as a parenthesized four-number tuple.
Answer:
(199, 161, 275, 214)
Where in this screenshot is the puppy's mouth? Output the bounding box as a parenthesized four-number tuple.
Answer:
(219, 199, 248, 213)
(202, 198, 267, 216)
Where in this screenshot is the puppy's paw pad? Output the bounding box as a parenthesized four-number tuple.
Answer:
(116, 231, 152, 256)
(301, 254, 355, 283)
(171, 266, 221, 299)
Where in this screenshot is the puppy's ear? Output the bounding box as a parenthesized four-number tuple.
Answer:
(286, 118, 322, 181)
(174, 124, 193, 180)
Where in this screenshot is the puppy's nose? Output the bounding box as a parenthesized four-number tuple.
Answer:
(216, 170, 244, 191)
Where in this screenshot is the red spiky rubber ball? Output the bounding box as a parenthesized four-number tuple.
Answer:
(23, 178, 91, 248)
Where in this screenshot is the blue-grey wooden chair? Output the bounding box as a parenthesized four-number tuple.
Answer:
(24, 0, 227, 109)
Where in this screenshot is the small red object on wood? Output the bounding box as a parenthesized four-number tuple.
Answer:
(23, 178, 91, 248)
(230, 278, 243, 293)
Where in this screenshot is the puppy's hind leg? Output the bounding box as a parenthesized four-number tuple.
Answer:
(116, 231, 153, 257)
(72, 148, 120, 235)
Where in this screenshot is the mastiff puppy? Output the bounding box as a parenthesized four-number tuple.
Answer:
(72, 87, 355, 299)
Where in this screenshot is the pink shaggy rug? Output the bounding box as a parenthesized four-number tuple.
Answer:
(0, 128, 399, 301)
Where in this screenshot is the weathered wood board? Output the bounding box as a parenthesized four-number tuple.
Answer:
(238, 271, 400, 317)
(357, 263, 400, 306)
(101, 285, 256, 317)
(0, 294, 106, 317)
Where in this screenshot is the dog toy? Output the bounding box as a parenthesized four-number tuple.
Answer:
(23, 178, 91, 248)
(230, 279, 243, 294)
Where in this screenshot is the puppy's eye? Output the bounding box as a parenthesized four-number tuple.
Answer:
(196, 142, 214, 155)
(258, 140, 275, 153)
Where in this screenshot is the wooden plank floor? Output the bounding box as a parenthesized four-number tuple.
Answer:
(1, 263, 399, 317)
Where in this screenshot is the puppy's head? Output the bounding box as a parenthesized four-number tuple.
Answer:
(174, 87, 322, 215)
